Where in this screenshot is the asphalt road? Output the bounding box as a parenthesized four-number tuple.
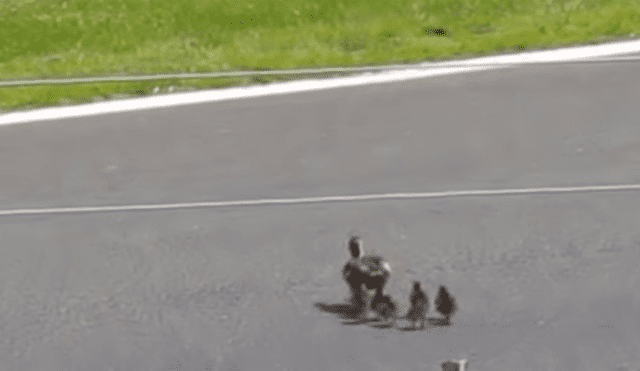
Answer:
(1, 62, 640, 209)
(1, 61, 640, 371)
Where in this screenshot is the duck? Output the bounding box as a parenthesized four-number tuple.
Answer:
(342, 236, 391, 315)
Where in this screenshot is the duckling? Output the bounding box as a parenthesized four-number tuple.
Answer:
(371, 292, 398, 326)
(434, 285, 458, 325)
(406, 281, 428, 329)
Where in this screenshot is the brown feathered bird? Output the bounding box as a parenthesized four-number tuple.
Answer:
(405, 281, 428, 329)
(434, 285, 457, 325)
(342, 236, 391, 315)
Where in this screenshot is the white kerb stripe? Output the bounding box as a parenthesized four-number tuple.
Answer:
(3, 38, 640, 126)
(0, 66, 492, 126)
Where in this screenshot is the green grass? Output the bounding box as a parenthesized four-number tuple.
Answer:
(1, 0, 640, 112)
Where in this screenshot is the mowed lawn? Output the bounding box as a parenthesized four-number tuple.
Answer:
(1, 0, 640, 112)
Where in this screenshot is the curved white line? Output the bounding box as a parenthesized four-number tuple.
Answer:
(3, 39, 640, 125)
(0, 66, 492, 126)
(1, 183, 640, 216)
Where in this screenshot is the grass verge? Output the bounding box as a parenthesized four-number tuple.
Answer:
(1, 0, 640, 112)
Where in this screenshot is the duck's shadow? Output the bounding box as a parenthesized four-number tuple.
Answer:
(313, 302, 363, 320)
(314, 302, 452, 331)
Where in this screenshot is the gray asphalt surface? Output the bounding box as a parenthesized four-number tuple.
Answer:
(1, 61, 640, 371)
(2, 62, 640, 210)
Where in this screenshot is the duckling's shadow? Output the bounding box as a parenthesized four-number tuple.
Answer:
(314, 302, 453, 330)
(341, 318, 377, 326)
(369, 322, 395, 329)
(387, 317, 453, 332)
(428, 317, 451, 327)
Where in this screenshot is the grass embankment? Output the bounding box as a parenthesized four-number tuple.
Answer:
(1, 0, 640, 112)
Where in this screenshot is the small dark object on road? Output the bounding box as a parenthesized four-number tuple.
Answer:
(406, 281, 428, 329)
(434, 285, 458, 324)
(441, 359, 468, 371)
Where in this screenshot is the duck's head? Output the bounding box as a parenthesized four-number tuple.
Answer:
(348, 236, 363, 259)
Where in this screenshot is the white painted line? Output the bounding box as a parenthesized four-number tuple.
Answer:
(0, 66, 492, 126)
(2, 183, 640, 217)
(1, 38, 640, 126)
(431, 38, 640, 66)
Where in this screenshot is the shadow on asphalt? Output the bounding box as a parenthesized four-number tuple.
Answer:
(314, 302, 453, 331)
(341, 318, 377, 326)
(313, 302, 363, 320)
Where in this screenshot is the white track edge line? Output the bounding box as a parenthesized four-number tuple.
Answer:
(2, 183, 640, 216)
(3, 38, 640, 125)
(0, 66, 493, 126)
